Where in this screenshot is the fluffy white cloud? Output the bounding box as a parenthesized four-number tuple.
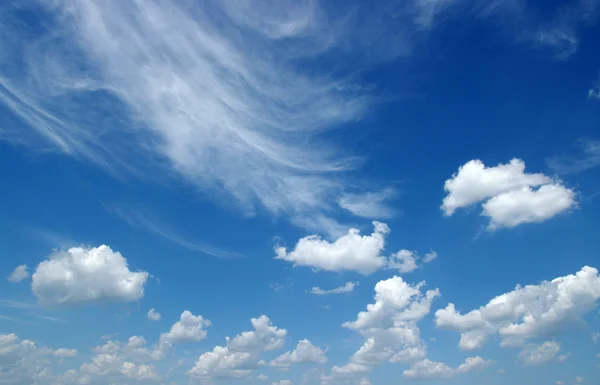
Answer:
(189, 315, 286, 380)
(270, 339, 327, 368)
(310, 282, 358, 295)
(31, 245, 149, 307)
(7, 264, 29, 283)
(120, 361, 160, 380)
(387, 250, 418, 273)
(441, 159, 574, 229)
(275, 222, 390, 275)
(147, 308, 161, 321)
(576, 376, 584, 383)
(323, 276, 439, 382)
(160, 311, 211, 343)
(435, 266, 600, 349)
(592, 332, 600, 344)
(589, 88, 600, 99)
(403, 356, 492, 379)
(276, 223, 436, 275)
(482, 184, 575, 229)
(517, 341, 561, 366)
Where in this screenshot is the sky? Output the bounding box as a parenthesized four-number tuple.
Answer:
(1, 0, 600, 384)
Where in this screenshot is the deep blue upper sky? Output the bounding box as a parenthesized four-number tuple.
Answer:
(1, 1, 600, 385)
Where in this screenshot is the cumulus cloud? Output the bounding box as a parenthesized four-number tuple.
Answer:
(147, 308, 161, 321)
(275, 222, 389, 274)
(441, 159, 574, 229)
(31, 245, 149, 307)
(160, 311, 211, 343)
(323, 276, 439, 382)
(53, 348, 78, 358)
(517, 341, 561, 366)
(310, 282, 358, 295)
(120, 362, 160, 380)
(435, 266, 600, 349)
(7, 264, 30, 283)
(270, 339, 327, 368)
(276, 222, 436, 275)
(590, 89, 600, 99)
(403, 356, 493, 379)
(189, 315, 286, 380)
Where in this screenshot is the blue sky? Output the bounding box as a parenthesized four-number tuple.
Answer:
(1, 0, 600, 384)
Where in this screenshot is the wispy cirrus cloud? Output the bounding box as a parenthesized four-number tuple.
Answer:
(0, 0, 434, 234)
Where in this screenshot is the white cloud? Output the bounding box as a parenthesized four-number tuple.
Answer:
(557, 381, 564, 385)
(0, 0, 422, 235)
(548, 139, 600, 175)
(441, 159, 574, 229)
(53, 348, 78, 358)
(435, 266, 600, 349)
(338, 189, 397, 219)
(275, 221, 390, 275)
(147, 308, 161, 321)
(189, 315, 286, 381)
(557, 353, 571, 363)
(387, 250, 419, 273)
(592, 332, 600, 344)
(576, 376, 583, 383)
(31, 245, 149, 307)
(323, 276, 439, 382)
(403, 356, 492, 379)
(517, 341, 560, 366)
(160, 311, 211, 343)
(310, 282, 358, 295)
(482, 184, 575, 230)
(589, 89, 600, 99)
(7, 264, 30, 283)
(277, 222, 436, 275)
(272, 381, 292, 385)
(120, 362, 160, 380)
(270, 339, 327, 368)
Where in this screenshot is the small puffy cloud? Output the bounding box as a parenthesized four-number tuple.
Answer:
(310, 282, 358, 295)
(517, 341, 560, 366)
(403, 356, 492, 379)
(441, 159, 574, 229)
(498, 369, 506, 374)
(592, 332, 600, 344)
(387, 250, 418, 273)
(422, 251, 437, 263)
(435, 266, 600, 349)
(272, 381, 292, 385)
(270, 339, 327, 368)
(228, 315, 287, 352)
(7, 264, 30, 283)
(160, 311, 211, 343)
(589, 88, 600, 99)
(256, 374, 268, 380)
(31, 245, 149, 307)
(275, 221, 390, 275)
(576, 376, 583, 383)
(147, 308, 161, 321)
(557, 353, 570, 362)
(557, 381, 565, 385)
(120, 361, 160, 380)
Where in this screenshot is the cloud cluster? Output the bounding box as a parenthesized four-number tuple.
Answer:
(517, 341, 561, 366)
(31, 245, 149, 307)
(188, 315, 286, 380)
(435, 266, 600, 349)
(270, 339, 327, 369)
(323, 276, 441, 383)
(441, 159, 575, 229)
(403, 356, 493, 380)
(276, 222, 436, 275)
